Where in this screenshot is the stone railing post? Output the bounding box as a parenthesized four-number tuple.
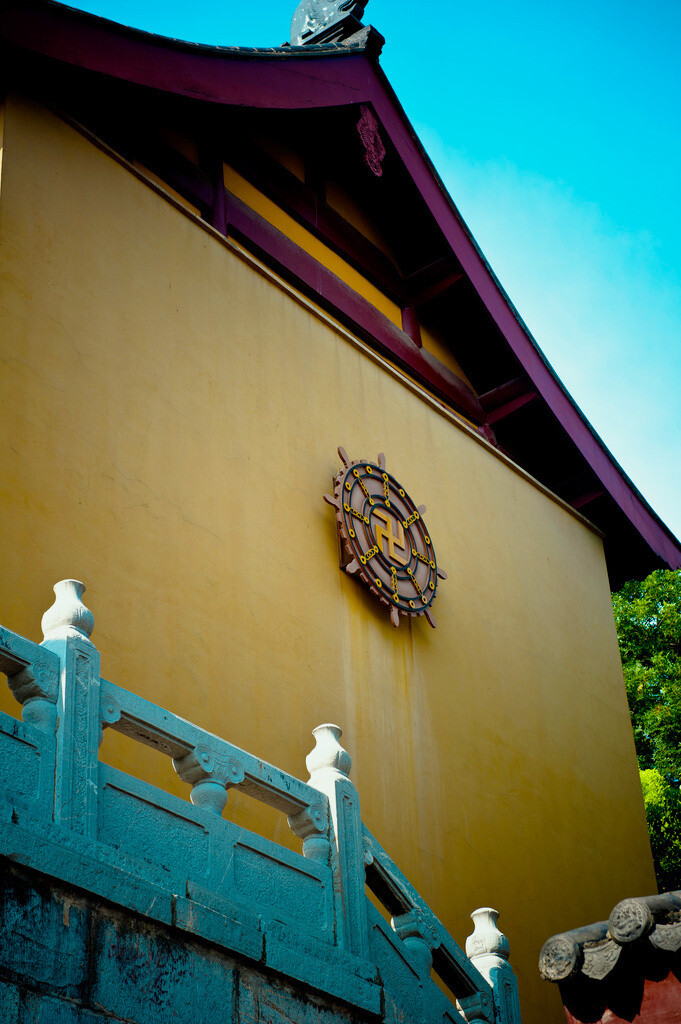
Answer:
(304, 724, 369, 958)
(41, 579, 101, 837)
(465, 908, 521, 1024)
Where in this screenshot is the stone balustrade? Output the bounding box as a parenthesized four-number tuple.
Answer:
(0, 579, 522, 1024)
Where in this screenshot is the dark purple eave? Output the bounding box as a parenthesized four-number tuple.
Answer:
(2, 0, 680, 576)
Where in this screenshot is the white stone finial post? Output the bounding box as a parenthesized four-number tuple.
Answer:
(41, 579, 101, 838)
(466, 909, 521, 1024)
(41, 579, 95, 644)
(304, 723, 368, 959)
(466, 908, 510, 962)
(289, 723, 351, 864)
(306, 723, 352, 779)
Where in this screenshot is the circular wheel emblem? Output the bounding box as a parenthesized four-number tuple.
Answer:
(324, 446, 447, 628)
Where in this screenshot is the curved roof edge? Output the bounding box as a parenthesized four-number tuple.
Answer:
(2, 0, 680, 576)
(2, 0, 383, 59)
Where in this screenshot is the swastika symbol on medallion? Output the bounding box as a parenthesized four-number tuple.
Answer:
(324, 446, 447, 628)
(372, 509, 408, 565)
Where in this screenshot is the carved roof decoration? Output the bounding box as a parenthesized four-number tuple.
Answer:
(290, 0, 369, 46)
(539, 891, 681, 985)
(2, 0, 680, 586)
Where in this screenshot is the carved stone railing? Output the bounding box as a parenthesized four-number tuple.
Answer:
(0, 579, 522, 1024)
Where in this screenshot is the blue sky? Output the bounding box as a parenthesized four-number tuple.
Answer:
(70, 0, 681, 543)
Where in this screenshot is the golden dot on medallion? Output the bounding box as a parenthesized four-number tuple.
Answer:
(349, 528, 355, 537)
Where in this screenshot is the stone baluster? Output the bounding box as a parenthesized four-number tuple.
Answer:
(0, 630, 59, 735)
(391, 907, 438, 976)
(304, 724, 369, 958)
(465, 908, 521, 1024)
(287, 801, 330, 865)
(173, 743, 246, 815)
(10, 666, 57, 733)
(41, 579, 101, 837)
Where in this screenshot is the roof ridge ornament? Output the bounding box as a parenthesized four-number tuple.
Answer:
(290, 0, 368, 46)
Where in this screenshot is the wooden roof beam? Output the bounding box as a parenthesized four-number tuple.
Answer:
(403, 258, 464, 307)
(222, 188, 486, 425)
(225, 141, 406, 303)
(570, 489, 605, 510)
(551, 471, 605, 510)
(479, 377, 539, 423)
(410, 270, 464, 307)
(487, 391, 538, 425)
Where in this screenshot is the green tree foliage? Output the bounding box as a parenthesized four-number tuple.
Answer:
(612, 569, 681, 890)
(639, 769, 681, 891)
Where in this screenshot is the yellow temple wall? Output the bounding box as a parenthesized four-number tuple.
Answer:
(0, 95, 656, 1024)
(222, 161, 474, 391)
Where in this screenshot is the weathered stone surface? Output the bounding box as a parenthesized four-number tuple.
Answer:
(18, 992, 110, 1023)
(90, 909, 234, 1024)
(0, 860, 365, 1024)
(0, 980, 20, 1024)
(0, 865, 89, 999)
(238, 964, 357, 1024)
